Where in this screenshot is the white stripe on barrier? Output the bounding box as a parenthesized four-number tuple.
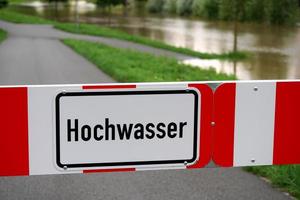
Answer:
(28, 86, 82, 175)
(234, 82, 276, 166)
(1, 81, 300, 177)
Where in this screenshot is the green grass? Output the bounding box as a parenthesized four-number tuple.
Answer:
(246, 165, 300, 199)
(0, 9, 248, 60)
(8, 0, 29, 4)
(63, 39, 236, 82)
(56, 23, 248, 60)
(0, 9, 52, 24)
(0, 28, 7, 43)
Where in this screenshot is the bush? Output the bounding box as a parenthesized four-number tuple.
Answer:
(143, 0, 299, 25)
(245, 0, 265, 21)
(264, 0, 298, 25)
(176, 0, 193, 15)
(146, 0, 164, 13)
(192, 0, 205, 16)
(193, 0, 219, 19)
(0, 0, 8, 8)
(219, 0, 247, 21)
(96, 0, 126, 7)
(163, 0, 177, 13)
(218, 0, 235, 20)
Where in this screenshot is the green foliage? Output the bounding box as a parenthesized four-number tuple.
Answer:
(264, 0, 299, 25)
(0, 0, 8, 8)
(218, 0, 298, 24)
(63, 39, 236, 82)
(218, 0, 234, 20)
(97, 0, 126, 7)
(96, 0, 125, 7)
(146, 0, 164, 13)
(163, 0, 177, 13)
(246, 165, 300, 199)
(176, 0, 193, 15)
(0, 29, 6, 43)
(193, 0, 219, 19)
(47, 0, 68, 3)
(192, 0, 204, 16)
(144, 0, 299, 25)
(0, 9, 53, 24)
(219, 0, 247, 21)
(245, 0, 265, 21)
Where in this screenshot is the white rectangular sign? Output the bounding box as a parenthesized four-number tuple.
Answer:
(55, 90, 200, 170)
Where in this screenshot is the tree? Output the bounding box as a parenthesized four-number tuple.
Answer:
(146, 0, 164, 13)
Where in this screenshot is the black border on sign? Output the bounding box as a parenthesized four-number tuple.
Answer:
(55, 90, 199, 169)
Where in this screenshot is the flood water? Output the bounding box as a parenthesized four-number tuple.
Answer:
(8, 1, 300, 80)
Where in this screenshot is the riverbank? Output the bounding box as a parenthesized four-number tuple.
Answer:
(0, 9, 248, 61)
(0, 28, 6, 42)
(246, 166, 300, 199)
(63, 39, 235, 82)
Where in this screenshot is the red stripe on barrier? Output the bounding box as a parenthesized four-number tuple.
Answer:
(0, 87, 29, 176)
(83, 168, 136, 173)
(273, 82, 300, 165)
(83, 85, 136, 90)
(213, 83, 236, 167)
(187, 84, 213, 168)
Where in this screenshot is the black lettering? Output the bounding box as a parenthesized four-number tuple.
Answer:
(156, 123, 166, 139)
(67, 119, 78, 142)
(179, 122, 187, 138)
(94, 125, 103, 141)
(81, 125, 91, 141)
(168, 122, 177, 138)
(145, 123, 155, 139)
(105, 118, 115, 140)
(117, 124, 133, 140)
(134, 123, 144, 139)
(67, 120, 187, 142)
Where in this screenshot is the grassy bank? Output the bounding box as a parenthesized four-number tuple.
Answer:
(8, 0, 29, 4)
(63, 39, 235, 82)
(55, 23, 248, 60)
(246, 165, 300, 199)
(0, 9, 248, 60)
(0, 9, 52, 24)
(0, 28, 6, 43)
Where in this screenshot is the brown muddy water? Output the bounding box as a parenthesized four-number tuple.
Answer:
(9, 1, 300, 80)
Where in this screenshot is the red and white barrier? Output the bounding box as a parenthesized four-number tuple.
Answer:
(0, 81, 299, 177)
(213, 81, 300, 167)
(0, 83, 212, 176)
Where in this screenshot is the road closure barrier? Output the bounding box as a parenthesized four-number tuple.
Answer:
(0, 81, 299, 177)
(213, 82, 300, 167)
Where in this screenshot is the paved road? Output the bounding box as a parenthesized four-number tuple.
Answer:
(0, 20, 291, 200)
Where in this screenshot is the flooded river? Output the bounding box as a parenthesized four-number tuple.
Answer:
(8, 1, 300, 80)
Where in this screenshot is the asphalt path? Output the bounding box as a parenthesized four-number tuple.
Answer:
(0, 20, 291, 200)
